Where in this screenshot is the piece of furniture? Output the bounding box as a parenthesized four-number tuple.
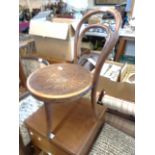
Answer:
(97, 75, 135, 137)
(20, 93, 134, 155)
(19, 57, 49, 97)
(19, 34, 49, 89)
(19, 56, 49, 90)
(114, 29, 135, 61)
(84, 23, 135, 62)
(19, 131, 28, 155)
(19, 34, 36, 57)
(25, 97, 106, 155)
(19, 34, 36, 88)
(19, 92, 44, 155)
(21, 56, 49, 78)
(19, 58, 27, 88)
(27, 63, 93, 139)
(26, 8, 122, 155)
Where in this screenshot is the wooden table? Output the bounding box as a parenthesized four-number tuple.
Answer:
(19, 34, 36, 88)
(84, 25, 135, 61)
(27, 63, 93, 139)
(25, 98, 106, 155)
(114, 29, 135, 61)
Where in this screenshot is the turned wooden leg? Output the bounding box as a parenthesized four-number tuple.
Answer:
(19, 58, 27, 88)
(44, 102, 54, 140)
(114, 38, 126, 61)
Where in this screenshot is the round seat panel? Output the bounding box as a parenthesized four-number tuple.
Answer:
(27, 63, 93, 102)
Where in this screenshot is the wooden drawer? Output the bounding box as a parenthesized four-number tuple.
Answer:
(28, 127, 69, 155)
(25, 98, 106, 155)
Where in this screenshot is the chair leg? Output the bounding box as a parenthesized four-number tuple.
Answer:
(44, 102, 54, 140)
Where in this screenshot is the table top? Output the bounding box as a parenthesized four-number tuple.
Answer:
(119, 28, 135, 39)
(83, 23, 135, 39)
(27, 63, 93, 102)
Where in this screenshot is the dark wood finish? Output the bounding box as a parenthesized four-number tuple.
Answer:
(114, 36, 135, 61)
(19, 56, 49, 88)
(25, 98, 107, 155)
(19, 35, 36, 88)
(27, 8, 122, 140)
(27, 63, 93, 137)
(19, 91, 30, 100)
(74, 8, 122, 116)
(19, 36, 36, 57)
(19, 34, 49, 88)
(19, 131, 28, 155)
(44, 102, 53, 139)
(114, 37, 126, 61)
(27, 63, 92, 103)
(19, 58, 27, 88)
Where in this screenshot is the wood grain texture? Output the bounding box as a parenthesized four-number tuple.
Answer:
(98, 76, 135, 102)
(27, 63, 93, 102)
(114, 38, 126, 61)
(74, 8, 122, 116)
(26, 8, 122, 140)
(25, 98, 107, 155)
(114, 36, 135, 61)
(19, 58, 27, 88)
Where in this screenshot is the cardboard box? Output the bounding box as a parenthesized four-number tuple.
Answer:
(100, 60, 124, 82)
(29, 18, 78, 62)
(96, 60, 135, 102)
(120, 64, 135, 84)
(98, 76, 135, 102)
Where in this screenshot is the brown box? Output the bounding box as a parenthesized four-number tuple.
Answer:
(121, 64, 135, 84)
(29, 18, 77, 62)
(98, 75, 135, 102)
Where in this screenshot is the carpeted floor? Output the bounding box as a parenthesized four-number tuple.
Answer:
(39, 123, 135, 155)
(89, 123, 135, 155)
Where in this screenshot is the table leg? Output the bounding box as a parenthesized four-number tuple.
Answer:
(44, 102, 54, 140)
(19, 58, 27, 88)
(114, 38, 126, 61)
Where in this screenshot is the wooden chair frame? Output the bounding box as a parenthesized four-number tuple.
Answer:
(74, 8, 122, 116)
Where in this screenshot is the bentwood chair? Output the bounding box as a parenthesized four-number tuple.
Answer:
(74, 8, 122, 116)
(26, 8, 122, 139)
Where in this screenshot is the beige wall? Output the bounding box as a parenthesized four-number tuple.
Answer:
(19, 0, 54, 9)
(19, 0, 95, 9)
(19, 0, 116, 10)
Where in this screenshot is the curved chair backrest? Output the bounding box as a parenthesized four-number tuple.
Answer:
(74, 8, 122, 113)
